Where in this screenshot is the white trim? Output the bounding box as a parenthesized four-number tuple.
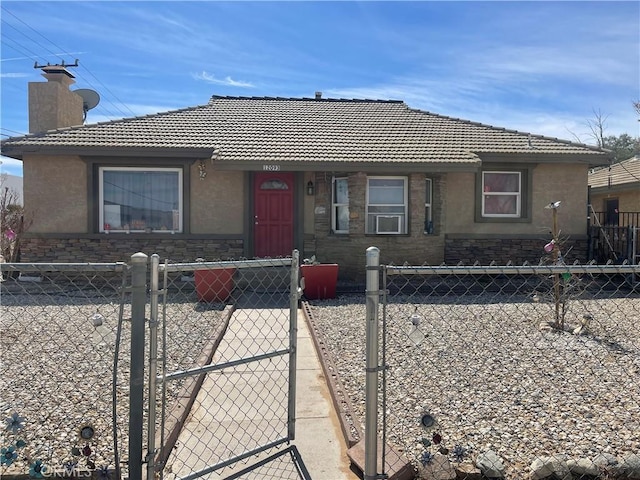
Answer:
(98, 166, 183, 233)
(481, 171, 521, 218)
(331, 176, 349, 234)
(366, 176, 408, 234)
(424, 177, 433, 233)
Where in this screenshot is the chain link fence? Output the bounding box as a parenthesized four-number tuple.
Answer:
(0, 262, 130, 479)
(308, 258, 640, 480)
(379, 263, 640, 480)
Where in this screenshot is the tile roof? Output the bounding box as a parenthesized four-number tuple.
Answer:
(1, 96, 609, 166)
(589, 156, 640, 189)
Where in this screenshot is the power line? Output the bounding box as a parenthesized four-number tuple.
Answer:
(1, 128, 27, 137)
(618, 159, 640, 182)
(1, 13, 71, 65)
(0, 23, 47, 61)
(1, 6, 137, 119)
(2, 14, 129, 120)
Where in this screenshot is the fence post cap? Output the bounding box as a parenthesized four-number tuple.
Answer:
(130, 252, 148, 262)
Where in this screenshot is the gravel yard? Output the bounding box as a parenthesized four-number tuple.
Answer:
(2, 270, 638, 479)
(0, 286, 226, 477)
(307, 289, 640, 478)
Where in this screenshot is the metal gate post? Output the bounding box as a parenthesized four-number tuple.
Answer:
(147, 254, 160, 479)
(364, 246, 380, 480)
(288, 249, 300, 440)
(129, 252, 148, 480)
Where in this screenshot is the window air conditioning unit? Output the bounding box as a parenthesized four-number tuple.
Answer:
(376, 215, 402, 234)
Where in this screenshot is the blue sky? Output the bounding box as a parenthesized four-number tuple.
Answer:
(1, 1, 639, 177)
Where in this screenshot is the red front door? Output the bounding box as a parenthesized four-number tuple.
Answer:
(253, 172, 294, 258)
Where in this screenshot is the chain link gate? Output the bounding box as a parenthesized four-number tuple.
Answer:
(361, 247, 640, 479)
(147, 251, 309, 480)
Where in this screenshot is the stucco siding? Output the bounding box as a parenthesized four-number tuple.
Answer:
(24, 154, 87, 233)
(190, 168, 244, 234)
(445, 172, 476, 233)
(446, 164, 588, 235)
(591, 189, 640, 213)
(531, 163, 588, 234)
(618, 189, 639, 212)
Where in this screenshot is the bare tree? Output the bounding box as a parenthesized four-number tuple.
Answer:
(566, 108, 609, 148)
(585, 108, 609, 148)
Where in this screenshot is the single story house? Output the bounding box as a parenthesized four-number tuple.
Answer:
(589, 156, 640, 227)
(1, 66, 611, 280)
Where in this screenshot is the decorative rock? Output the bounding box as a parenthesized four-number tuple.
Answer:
(307, 296, 640, 478)
(454, 463, 483, 479)
(566, 458, 598, 477)
(592, 452, 618, 469)
(419, 454, 456, 480)
(616, 453, 640, 479)
(475, 450, 505, 478)
(530, 454, 571, 480)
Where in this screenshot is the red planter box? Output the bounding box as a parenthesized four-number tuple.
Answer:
(194, 268, 236, 302)
(301, 264, 339, 299)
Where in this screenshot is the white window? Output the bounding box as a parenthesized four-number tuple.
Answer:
(99, 167, 183, 233)
(366, 177, 407, 234)
(331, 177, 349, 233)
(482, 171, 521, 217)
(425, 178, 433, 233)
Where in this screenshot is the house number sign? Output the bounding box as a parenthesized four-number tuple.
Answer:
(262, 165, 281, 171)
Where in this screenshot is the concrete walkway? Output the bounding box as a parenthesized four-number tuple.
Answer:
(164, 304, 360, 480)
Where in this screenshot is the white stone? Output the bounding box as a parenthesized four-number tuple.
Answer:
(476, 450, 505, 478)
(567, 458, 598, 476)
(530, 455, 571, 480)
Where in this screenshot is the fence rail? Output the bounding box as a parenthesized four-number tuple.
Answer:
(591, 210, 640, 227)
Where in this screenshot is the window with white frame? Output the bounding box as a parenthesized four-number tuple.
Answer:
(99, 167, 183, 233)
(425, 178, 433, 233)
(482, 171, 521, 217)
(331, 177, 349, 233)
(366, 176, 407, 234)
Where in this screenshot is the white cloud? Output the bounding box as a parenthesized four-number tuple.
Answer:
(192, 71, 254, 88)
(327, 80, 638, 142)
(0, 73, 29, 78)
(0, 156, 23, 177)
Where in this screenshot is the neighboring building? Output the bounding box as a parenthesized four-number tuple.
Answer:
(0, 67, 611, 279)
(587, 156, 639, 265)
(589, 156, 640, 226)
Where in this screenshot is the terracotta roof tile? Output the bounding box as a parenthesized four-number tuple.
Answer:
(1, 96, 609, 164)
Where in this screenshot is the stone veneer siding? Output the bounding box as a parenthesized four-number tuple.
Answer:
(19, 236, 244, 264)
(311, 171, 446, 281)
(444, 237, 589, 266)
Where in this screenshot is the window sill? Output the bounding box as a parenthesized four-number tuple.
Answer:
(475, 216, 530, 224)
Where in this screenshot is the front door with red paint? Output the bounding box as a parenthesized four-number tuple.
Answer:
(253, 172, 294, 258)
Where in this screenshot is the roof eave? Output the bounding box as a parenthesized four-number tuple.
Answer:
(210, 159, 482, 172)
(2, 145, 214, 160)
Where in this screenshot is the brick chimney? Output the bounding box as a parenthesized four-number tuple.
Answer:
(28, 65, 84, 134)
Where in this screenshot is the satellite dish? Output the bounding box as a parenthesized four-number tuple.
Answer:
(73, 89, 100, 120)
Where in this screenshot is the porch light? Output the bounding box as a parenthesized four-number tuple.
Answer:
(306, 181, 315, 196)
